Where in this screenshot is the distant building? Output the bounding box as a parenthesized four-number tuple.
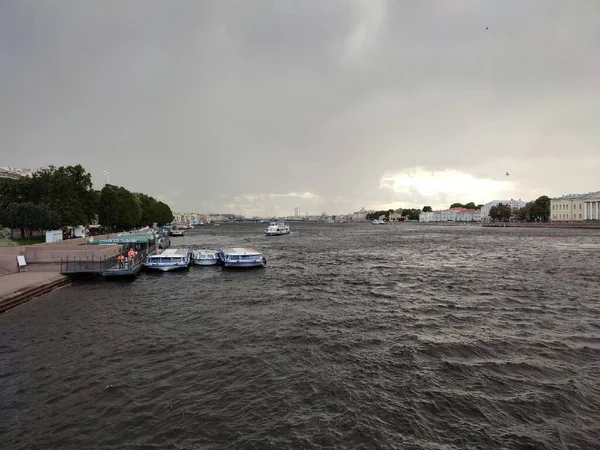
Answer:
(480, 199, 526, 222)
(352, 207, 372, 221)
(584, 192, 600, 220)
(419, 208, 481, 222)
(388, 211, 403, 221)
(294, 207, 300, 217)
(551, 192, 600, 222)
(0, 166, 33, 180)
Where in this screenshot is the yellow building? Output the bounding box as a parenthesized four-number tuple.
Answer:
(551, 192, 599, 221)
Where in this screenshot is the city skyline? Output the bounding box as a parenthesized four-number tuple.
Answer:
(2, 1, 599, 216)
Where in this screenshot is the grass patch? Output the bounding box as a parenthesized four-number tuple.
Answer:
(14, 236, 46, 246)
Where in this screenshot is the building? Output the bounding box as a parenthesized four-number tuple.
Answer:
(419, 208, 481, 222)
(480, 199, 527, 222)
(294, 207, 300, 217)
(352, 207, 372, 221)
(0, 166, 33, 179)
(583, 192, 600, 220)
(419, 211, 435, 222)
(550, 193, 598, 222)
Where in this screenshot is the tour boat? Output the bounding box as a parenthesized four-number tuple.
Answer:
(169, 227, 185, 236)
(218, 247, 266, 268)
(264, 221, 290, 236)
(192, 248, 220, 266)
(144, 248, 191, 271)
(372, 219, 387, 225)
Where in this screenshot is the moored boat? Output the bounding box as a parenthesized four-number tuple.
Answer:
(264, 221, 290, 236)
(218, 247, 266, 268)
(192, 248, 220, 266)
(144, 248, 191, 271)
(169, 226, 185, 236)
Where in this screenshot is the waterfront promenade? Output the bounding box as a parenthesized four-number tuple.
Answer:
(0, 272, 69, 313)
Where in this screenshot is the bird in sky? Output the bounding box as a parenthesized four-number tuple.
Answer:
(506, 172, 510, 176)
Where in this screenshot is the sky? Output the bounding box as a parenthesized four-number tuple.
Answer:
(1, 1, 599, 216)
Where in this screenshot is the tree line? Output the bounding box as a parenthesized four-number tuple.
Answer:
(488, 196, 550, 222)
(365, 208, 422, 221)
(0, 165, 174, 237)
(364, 197, 551, 222)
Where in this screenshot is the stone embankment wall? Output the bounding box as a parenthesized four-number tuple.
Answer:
(482, 222, 600, 229)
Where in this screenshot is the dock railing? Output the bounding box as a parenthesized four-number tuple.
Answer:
(60, 255, 115, 274)
(61, 244, 156, 275)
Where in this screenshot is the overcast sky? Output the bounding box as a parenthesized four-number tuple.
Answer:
(1, 1, 599, 215)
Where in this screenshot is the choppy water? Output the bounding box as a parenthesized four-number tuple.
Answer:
(2, 222, 600, 449)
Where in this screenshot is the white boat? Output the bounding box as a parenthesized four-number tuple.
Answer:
(169, 227, 185, 236)
(218, 247, 266, 268)
(372, 219, 387, 225)
(144, 248, 191, 271)
(264, 221, 290, 236)
(192, 248, 220, 266)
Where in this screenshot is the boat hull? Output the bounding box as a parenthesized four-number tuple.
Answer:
(264, 231, 290, 236)
(143, 264, 189, 271)
(222, 261, 266, 268)
(192, 259, 219, 266)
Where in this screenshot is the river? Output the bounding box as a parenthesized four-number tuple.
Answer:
(1, 222, 600, 449)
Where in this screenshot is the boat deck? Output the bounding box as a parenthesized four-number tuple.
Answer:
(102, 261, 144, 277)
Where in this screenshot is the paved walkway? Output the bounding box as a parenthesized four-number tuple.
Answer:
(0, 272, 67, 299)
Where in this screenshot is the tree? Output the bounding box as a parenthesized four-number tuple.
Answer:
(489, 203, 512, 222)
(0, 165, 175, 232)
(1, 202, 56, 237)
(422, 206, 433, 212)
(98, 184, 142, 231)
(519, 196, 550, 222)
(450, 203, 464, 208)
(406, 209, 421, 221)
(463, 202, 477, 210)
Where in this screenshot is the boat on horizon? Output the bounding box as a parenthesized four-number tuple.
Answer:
(372, 219, 387, 225)
(264, 221, 290, 236)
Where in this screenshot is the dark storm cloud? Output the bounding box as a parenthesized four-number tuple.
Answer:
(1, 0, 598, 214)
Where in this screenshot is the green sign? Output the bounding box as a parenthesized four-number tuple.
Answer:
(89, 234, 154, 245)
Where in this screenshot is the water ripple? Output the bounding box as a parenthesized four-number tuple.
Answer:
(1, 223, 600, 449)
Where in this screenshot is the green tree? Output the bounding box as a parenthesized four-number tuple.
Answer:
(450, 203, 464, 208)
(98, 184, 142, 231)
(463, 202, 477, 210)
(422, 206, 433, 212)
(2, 202, 54, 237)
(407, 209, 421, 220)
(27, 165, 95, 225)
(489, 203, 512, 221)
(155, 201, 174, 225)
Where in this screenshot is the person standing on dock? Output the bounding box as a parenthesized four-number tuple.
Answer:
(118, 254, 125, 269)
(127, 248, 135, 268)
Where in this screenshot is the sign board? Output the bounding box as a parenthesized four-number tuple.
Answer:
(17, 255, 27, 272)
(88, 236, 153, 245)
